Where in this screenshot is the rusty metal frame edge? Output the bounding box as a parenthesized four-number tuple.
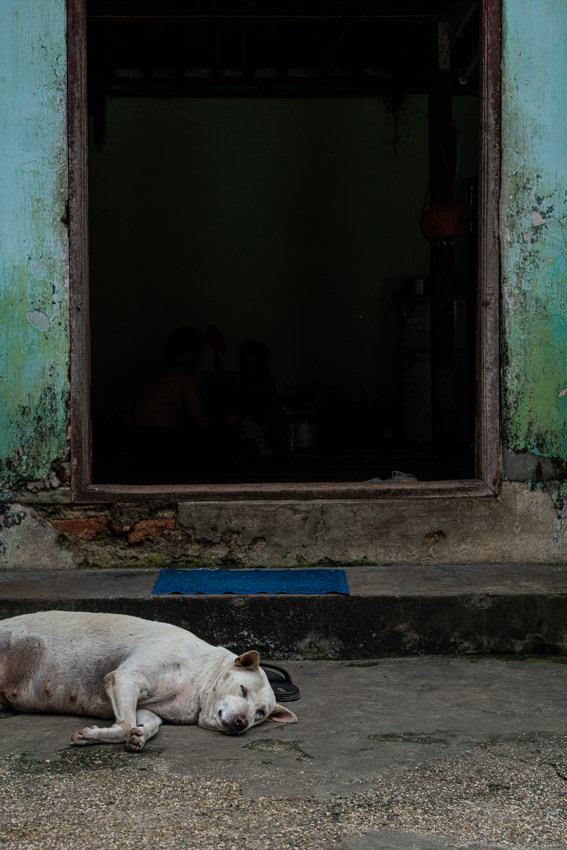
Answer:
(68, 0, 92, 500)
(76, 479, 495, 502)
(475, 0, 501, 494)
(68, 0, 501, 503)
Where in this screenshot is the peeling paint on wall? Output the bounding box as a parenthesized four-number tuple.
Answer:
(0, 503, 75, 569)
(0, 1, 70, 493)
(501, 0, 567, 464)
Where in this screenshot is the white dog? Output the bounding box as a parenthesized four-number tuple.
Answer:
(0, 611, 297, 751)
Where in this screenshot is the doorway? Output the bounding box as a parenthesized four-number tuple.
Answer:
(69, 0, 500, 499)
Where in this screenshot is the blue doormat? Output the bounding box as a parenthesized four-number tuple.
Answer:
(152, 568, 349, 595)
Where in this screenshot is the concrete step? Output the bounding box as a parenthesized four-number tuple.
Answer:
(1, 564, 567, 659)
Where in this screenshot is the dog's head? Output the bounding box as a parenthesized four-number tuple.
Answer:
(199, 650, 297, 734)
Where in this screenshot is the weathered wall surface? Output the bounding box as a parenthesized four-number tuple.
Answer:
(501, 0, 567, 476)
(0, 481, 562, 569)
(0, 1, 70, 494)
(3, 1, 567, 570)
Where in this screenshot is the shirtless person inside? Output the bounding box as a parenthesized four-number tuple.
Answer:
(122, 326, 217, 457)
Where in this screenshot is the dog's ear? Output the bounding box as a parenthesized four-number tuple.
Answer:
(234, 650, 260, 671)
(267, 704, 298, 724)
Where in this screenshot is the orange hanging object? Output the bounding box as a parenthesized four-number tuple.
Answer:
(419, 204, 463, 242)
(419, 145, 463, 243)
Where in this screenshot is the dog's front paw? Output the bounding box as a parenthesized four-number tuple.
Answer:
(71, 725, 101, 746)
(125, 725, 146, 752)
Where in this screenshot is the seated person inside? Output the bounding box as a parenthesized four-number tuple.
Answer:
(220, 339, 282, 456)
(120, 326, 221, 458)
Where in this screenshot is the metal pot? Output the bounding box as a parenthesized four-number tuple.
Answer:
(402, 277, 429, 296)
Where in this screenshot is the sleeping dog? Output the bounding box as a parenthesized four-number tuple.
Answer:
(0, 611, 297, 750)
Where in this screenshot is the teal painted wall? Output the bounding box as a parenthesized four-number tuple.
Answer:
(501, 0, 567, 464)
(0, 1, 69, 491)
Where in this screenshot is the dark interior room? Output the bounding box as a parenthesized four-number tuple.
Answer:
(87, 0, 480, 485)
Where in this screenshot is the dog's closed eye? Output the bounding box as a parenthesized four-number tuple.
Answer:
(240, 685, 248, 698)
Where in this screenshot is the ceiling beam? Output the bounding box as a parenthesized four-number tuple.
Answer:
(88, 1, 455, 23)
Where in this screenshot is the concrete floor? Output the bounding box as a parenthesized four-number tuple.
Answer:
(2, 655, 567, 849)
(2, 565, 567, 847)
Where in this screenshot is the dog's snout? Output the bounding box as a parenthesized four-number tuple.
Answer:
(221, 712, 248, 734)
(233, 713, 247, 729)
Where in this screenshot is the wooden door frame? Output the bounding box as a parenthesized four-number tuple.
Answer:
(68, 0, 501, 502)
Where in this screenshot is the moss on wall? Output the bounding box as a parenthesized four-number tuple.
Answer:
(501, 0, 567, 463)
(0, 1, 70, 493)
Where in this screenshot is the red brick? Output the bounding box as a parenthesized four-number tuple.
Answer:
(127, 518, 176, 544)
(51, 517, 108, 540)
